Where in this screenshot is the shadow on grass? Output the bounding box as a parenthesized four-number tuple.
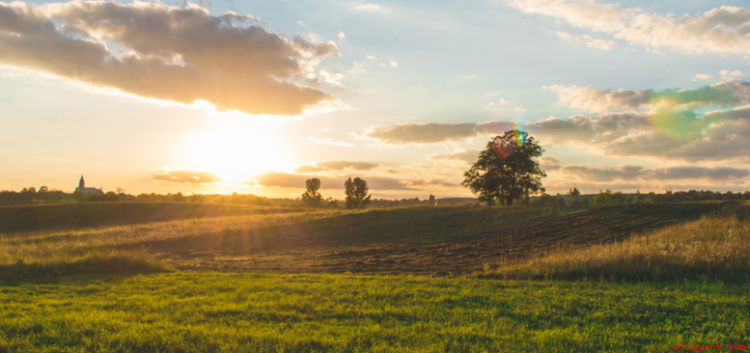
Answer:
(0, 254, 167, 284)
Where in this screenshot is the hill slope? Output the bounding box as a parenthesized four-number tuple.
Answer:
(2, 202, 736, 277)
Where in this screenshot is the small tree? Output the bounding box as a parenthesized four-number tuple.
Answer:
(463, 130, 546, 206)
(568, 187, 581, 196)
(38, 186, 49, 193)
(344, 177, 371, 209)
(302, 178, 323, 207)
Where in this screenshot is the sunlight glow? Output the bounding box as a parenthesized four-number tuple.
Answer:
(184, 117, 292, 183)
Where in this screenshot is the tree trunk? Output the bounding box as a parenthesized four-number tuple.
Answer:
(507, 196, 514, 206)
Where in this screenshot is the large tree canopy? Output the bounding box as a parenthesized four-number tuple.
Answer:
(462, 131, 546, 206)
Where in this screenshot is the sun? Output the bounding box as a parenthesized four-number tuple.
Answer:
(184, 117, 291, 183)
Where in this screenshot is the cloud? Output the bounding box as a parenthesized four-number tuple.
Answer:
(431, 149, 481, 164)
(254, 172, 413, 190)
(317, 161, 379, 170)
(539, 156, 561, 170)
(545, 85, 653, 113)
(365, 176, 414, 190)
(308, 137, 354, 147)
(0, 1, 338, 116)
(354, 4, 381, 11)
(694, 74, 713, 81)
(556, 31, 617, 50)
(153, 170, 221, 184)
(295, 161, 380, 173)
(556, 165, 749, 182)
(255, 172, 338, 189)
(361, 90, 750, 162)
(365, 122, 481, 144)
(546, 81, 750, 113)
(721, 70, 746, 80)
(294, 165, 326, 173)
(337, 31, 346, 40)
(507, 0, 750, 55)
(409, 179, 460, 188)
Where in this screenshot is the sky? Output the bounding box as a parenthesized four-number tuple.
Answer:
(1, 0, 750, 199)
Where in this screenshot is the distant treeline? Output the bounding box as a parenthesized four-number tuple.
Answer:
(3, 186, 749, 207)
(0, 187, 280, 206)
(0, 187, 445, 208)
(534, 189, 750, 207)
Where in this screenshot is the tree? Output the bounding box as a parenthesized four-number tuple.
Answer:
(344, 177, 371, 209)
(462, 130, 546, 206)
(302, 178, 323, 207)
(116, 187, 126, 194)
(568, 187, 581, 196)
(429, 194, 436, 205)
(38, 186, 49, 193)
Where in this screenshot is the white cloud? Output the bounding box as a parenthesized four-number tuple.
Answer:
(390, 61, 399, 67)
(308, 137, 354, 147)
(694, 74, 714, 81)
(513, 107, 527, 112)
(721, 70, 746, 80)
(307, 33, 321, 42)
(338, 31, 346, 40)
(354, 4, 381, 11)
(546, 81, 750, 113)
(508, 0, 750, 55)
(0, 1, 339, 116)
(556, 31, 617, 51)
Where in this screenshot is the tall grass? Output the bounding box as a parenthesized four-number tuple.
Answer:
(489, 216, 750, 282)
(0, 210, 346, 279)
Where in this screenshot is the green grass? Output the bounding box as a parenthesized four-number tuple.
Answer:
(1, 273, 747, 353)
(2, 202, 749, 352)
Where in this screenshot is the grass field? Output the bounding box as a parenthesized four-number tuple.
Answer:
(2, 273, 748, 352)
(1, 201, 749, 352)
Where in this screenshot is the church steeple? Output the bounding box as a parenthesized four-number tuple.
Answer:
(79, 175, 85, 189)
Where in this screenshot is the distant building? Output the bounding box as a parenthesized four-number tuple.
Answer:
(75, 175, 103, 195)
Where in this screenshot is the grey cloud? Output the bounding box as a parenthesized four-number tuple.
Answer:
(295, 161, 380, 173)
(317, 161, 379, 170)
(547, 81, 750, 113)
(255, 172, 339, 189)
(556, 165, 750, 182)
(430, 149, 481, 164)
(363, 176, 416, 190)
(366, 122, 479, 144)
(508, 0, 750, 55)
(255, 172, 414, 190)
(646, 167, 749, 180)
(365, 121, 516, 145)
(558, 165, 644, 182)
(0, 1, 336, 115)
(409, 179, 461, 188)
(526, 115, 596, 144)
(361, 102, 750, 162)
(539, 156, 561, 170)
(153, 170, 221, 184)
